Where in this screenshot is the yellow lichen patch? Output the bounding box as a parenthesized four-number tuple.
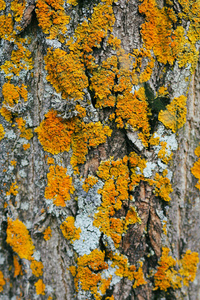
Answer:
(110, 253, 146, 288)
(35, 279, 45, 295)
(44, 48, 88, 100)
(13, 256, 23, 277)
(1, 39, 33, 78)
(0, 14, 13, 40)
(45, 165, 75, 207)
(0, 271, 5, 292)
(116, 87, 151, 147)
(179, 250, 199, 286)
(35, 110, 75, 155)
(158, 95, 187, 133)
(60, 216, 81, 243)
(129, 151, 146, 189)
(23, 143, 30, 150)
(75, 249, 108, 299)
(154, 247, 199, 291)
(67, 0, 78, 5)
(69, 265, 76, 277)
(139, 0, 198, 69)
(94, 156, 141, 247)
(30, 260, 44, 277)
(0, 107, 12, 123)
(153, 171, 173, 202)
(10, 160, 17, 167)
(47, 157, 55, 165)
(0, 124, 5, 141)
(154, 247, 182, 291)
(157, 141, 173, 164)
(43, 226, 52, 241)
(82, 176, 98, 192)
(162, 220, 167, 235)
(11, 0, 26, 22)
(6, 218, 35, 260)
(16, 118, 33, 140)
(6, 181, 18, 196)
(36, 0, 70, 41)
(191, 145, 200, 190)
(0, 0, 6, 10)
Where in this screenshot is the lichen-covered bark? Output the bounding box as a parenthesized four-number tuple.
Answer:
(0, 0, 199, 299)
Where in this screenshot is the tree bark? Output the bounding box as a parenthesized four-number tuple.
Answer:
(0, 0, 199, 299)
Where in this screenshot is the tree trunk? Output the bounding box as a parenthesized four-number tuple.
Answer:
(0, 0, 199, 299)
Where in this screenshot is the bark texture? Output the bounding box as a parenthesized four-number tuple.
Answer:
(0, 0, 199, 299)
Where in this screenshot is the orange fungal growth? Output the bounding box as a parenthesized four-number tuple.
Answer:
(132, 262, 147, 288)
(60, 216, 81, 243)
(43, 226, 52, 241)
(36, 0, 70, 41)
(6, 181, 18, 196)
(47, 157, 55, 165)
(82, 176, 98, 192)
(6, 218, 35, 260)
(0, 124, 5, 141)
(13, 256, 23, 277)
(157, 141, 173, 164)
(0, 107, 12, 123)
(30, 260, 44, 277)
(35, 279, 45, 295)
(0, 271, 5, 292)
(153, 172, 173, 202)
(158, 95, 187, 132)
(23, 143, 30, 150)
(45, 165, 75, 207)
(35, 110, 75, 155)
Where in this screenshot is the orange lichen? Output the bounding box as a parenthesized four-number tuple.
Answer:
(45, 165, 75, 207)
(35, 279, 45, 295)
(158, 95, 187, 133)
(139, 0, 198, 69)
(0, 0, 6, 10)
(110, 253, 146, 288)
(0, 107, 12, 123)
(6, 218, 35, 260)
(179, 250, 199, 286)
(0, 124, 5, 141)
(23, 143, 30, 150)
(69, 265, 76, 277)
(129, 151, 146, 189)
(47, 157, 55, 165)
(45, 48, 88, 100)
(94, 156, 141, 247)
(36, 0, 70, 41)
(6, 181, 18, 196)
(35, 110, 75, 155)
(153, 171, 173, 202)
(10, 160, 17, 167)
(60, 216, 81, 243)
(116, 87, 150, 146)
(191, 145, 200, 190)
(157, 141, 173, 164)
(82, 176, 98, 192)
(13, 256, 23, 277)
(1, 38, 33, 78)
(75, 249, 108, 299)
(43, 226, 52, 241)
(30, 260, 44, 277)
(154, 247, 199, 291)
(11, 0, 26, 22)
(16, 118, 33, 140)
(0, 14, 13, 40)
(0, 271, 5, 292)
(154, 247, 182, 291)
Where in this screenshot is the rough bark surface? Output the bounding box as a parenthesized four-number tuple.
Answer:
(0, 0, 199, 299)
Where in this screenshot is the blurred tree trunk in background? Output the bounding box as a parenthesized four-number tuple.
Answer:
(0, 0, 200, 299)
